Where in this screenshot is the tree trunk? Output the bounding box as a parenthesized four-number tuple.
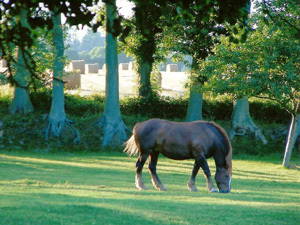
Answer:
(99, 0, 128, 147)
(45, 10, 79, 143)
(137, 59, 154, 99)
(185, 59, 203, 121)
(230, 97, 268, 144)
(186, 87, 203, 121)
(10, 84, 33, 114)
(10, 9, 33, 114)
(282, 114, 300, 168)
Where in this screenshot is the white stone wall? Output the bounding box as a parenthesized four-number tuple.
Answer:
(66, 62, 189, 97)
(161, 71, 188, 97)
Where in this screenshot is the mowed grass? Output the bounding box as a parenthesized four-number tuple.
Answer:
(0, 151, 299, 225)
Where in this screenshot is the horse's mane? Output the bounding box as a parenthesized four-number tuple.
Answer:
(208, 121, 232, 175)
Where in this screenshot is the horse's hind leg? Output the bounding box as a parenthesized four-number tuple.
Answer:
(135, 153, 149, 190)
(148, 152, 166, 191)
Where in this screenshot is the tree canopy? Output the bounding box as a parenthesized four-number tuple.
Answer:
(0, 0, 99, 80)
(201, 1, 300, 115)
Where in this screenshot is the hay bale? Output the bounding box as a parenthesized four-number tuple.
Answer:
(86, 64, 99, 74)
(166, 64, 179, 72)
(128, 61, 135, 71)
(119, 63, 129, 71)
(70, 60, 85, 74)
(0, 59, 7, 68)
(63, 72, 81, 89)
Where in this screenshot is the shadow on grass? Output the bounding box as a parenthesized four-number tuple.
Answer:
(0, 152, 300, 225)
(1, 190, 299, 225)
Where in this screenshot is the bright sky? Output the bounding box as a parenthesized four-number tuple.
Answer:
(75, 0, 133, 40)
(118, 0, 134, 18)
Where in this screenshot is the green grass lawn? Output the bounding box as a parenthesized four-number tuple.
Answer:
(0, 151, 299, 225)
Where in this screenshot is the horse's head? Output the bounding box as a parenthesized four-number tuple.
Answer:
(215, 167, 231, 193)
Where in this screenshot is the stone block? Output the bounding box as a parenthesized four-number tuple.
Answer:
(69, 60, 85, 74)
(0, 59, 7, 68)
(119, 63, 129, 71)
(63, 72, 81, 89)
(166, 64, 179, 72)
(86, 64, 99, 74)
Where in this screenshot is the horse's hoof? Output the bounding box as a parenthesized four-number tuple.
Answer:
(136, 183, 147, 190)
(158, 185, 167, 191)
(219, 189, 230, 193)
(209, 188, 218, 193)
(136, 186, 147, 190)
(187, 184, 198, 192)
(153, 184, 167, 191)
(190, 187, 198, 192)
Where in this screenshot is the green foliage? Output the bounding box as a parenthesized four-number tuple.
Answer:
(122, 1, 166, 63)
(162, 0, 250, 66)
(258, 0, 300, 38)
(64, 94, 105, 117)
(30, 89, 105, 116)
(0, 88, 293, 154)
(65, 30, 106, 64)
(0, 1, 99, 83)
(201, 5, 300, 114)
(121, 96, 187, 119)
(231, 125, 286, 155)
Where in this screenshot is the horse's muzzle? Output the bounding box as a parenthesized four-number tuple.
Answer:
(219, 189, 230, 193)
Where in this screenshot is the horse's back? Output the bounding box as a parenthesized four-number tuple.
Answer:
(133, 119, 230, 160)
(133, 119, 168, 149)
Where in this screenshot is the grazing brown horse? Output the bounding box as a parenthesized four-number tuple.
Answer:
(124, 119, 232, 193)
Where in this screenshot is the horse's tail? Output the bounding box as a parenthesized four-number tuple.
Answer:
(124, 134, 139, 156)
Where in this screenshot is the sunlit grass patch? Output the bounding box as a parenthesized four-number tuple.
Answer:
(0, 151, 299, 225)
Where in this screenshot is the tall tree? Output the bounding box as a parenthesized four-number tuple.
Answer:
(98, 0, 128, 146)
(0, 0, 98, 83)
(9, 8, 34, 114)
(45, 9, 79, 142)
(200, 7, 300, 166)
(163, 0, 250, 121)
(121, 1, 168, 100)
(259, 0, 300, 167)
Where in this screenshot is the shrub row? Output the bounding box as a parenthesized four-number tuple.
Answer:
(1, 90, 290, 123)
(0, 90, 292, 155)
(121, 96, 289, 123)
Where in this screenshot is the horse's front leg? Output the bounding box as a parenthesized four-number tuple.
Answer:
(135, 153, 149, 190)
(188, 155, 217, 192)
(148, 151, 166, 191)
(187, 159, 201, 192)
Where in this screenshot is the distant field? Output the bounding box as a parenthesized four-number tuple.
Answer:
(0, 151, 299, 225)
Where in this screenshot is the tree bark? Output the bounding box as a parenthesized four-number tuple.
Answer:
(282, 114, 300, 168)
(45, 10, 79, 143)
(99, 0, 128, 147)
(185, 59, 203, 121)
(9, 9, 33, 114)
(186, 87, 203, 121)
(137, 59, 154, 99)
(230, 97, 268, 144)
